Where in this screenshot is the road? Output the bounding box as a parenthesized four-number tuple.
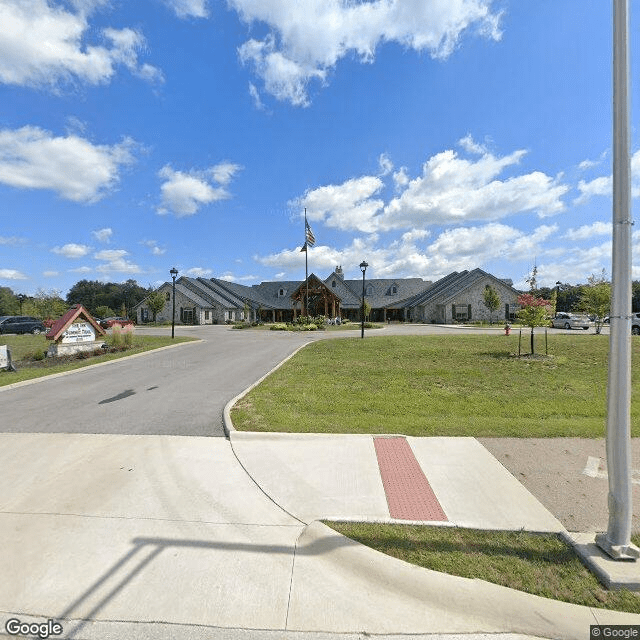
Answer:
(0, 325, 320, 436)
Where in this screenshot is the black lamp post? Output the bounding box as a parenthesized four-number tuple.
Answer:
(360, 261, 368, 339)
(17, 293, 27, 314)
(170, 267, 178, 338)
(555, 281, 562, 313)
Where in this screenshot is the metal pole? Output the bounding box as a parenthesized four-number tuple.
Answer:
(305, 208, 309, 319)
(596, 0, 639, 560)
(360, 264, 367, 339)
(171, 272, 176, 339)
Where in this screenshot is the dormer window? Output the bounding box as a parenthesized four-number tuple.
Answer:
(366, 284, 373, 296)
(391, 285, 397, 295)
(332, 280, 336, 288)
(278, 288, 285, 297)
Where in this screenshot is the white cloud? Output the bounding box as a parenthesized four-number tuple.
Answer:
(292, 142, 568, 234)
(232, 0, 502, 106)
(219, 271, 259, 282)
(94, 248, 140, 274)
(0, 236, 23, 245)
(0, 126, 136, 202)
(0, 269, 27, 280)
(157, 162, 242, 216)
(378, 153, 393, 176)
(52, 243, 91, 258)
(187, 267, 213, 277)
(294, 175, 385, 232)
(163, 0, 209, 19)
(564, 221, 612, 241)
(92, 227, 113, 243)
(382, 145, 568, 229)
(94, 249, 127, 261)
(575, 150, 640, 204)
(248, 82, 266, 110)
(43, 271, 59, 277)
(255, 222, 559, 282)
(0, 0, 162, 89)
(141, 240, 166, 255)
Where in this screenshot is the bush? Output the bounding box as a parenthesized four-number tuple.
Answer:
(270, 323, 288, 331)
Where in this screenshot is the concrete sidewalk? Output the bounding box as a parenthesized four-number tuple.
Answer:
(1, 431, 639, 640)
(229, 432, 565, 531)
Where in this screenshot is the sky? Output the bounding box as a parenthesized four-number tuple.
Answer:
(0, 0, 638, 296)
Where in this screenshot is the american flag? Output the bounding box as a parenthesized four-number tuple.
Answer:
(305, 218, 316, 247)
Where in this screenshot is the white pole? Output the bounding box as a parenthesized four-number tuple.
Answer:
(596, 0, 639, 560)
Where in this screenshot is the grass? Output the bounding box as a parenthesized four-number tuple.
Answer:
(325, 522, 640, 613)
(0, 333, 197, 386)
(231, 333, 640, 438)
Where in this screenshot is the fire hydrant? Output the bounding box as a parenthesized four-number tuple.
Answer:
(504, 323, 511, 335)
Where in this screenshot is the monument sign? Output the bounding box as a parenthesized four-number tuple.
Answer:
(46, 305, 106, 357)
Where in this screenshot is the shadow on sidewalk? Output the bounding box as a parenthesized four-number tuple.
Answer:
(59, 531, 355, 638)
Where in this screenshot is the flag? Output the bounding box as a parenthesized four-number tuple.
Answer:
(300, 243, 307, 252)
(305, 219, 315, 247)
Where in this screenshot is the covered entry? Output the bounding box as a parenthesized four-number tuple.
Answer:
(291, 274, 341, 318)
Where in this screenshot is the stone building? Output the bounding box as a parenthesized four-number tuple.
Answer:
(134, 267, 520, 326)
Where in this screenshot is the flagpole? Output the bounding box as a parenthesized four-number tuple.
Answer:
(305, 208, 309, 318)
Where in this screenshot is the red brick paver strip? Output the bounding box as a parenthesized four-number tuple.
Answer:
(373, 436, 448, 521)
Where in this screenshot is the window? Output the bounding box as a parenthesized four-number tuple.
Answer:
(390, 285, 397, 295)
(278, 288, 285, 297)
(332, 280, 336, 288)
(165, 292, 170, 301)
(366, 285, 373, 296)
(205, 310, 210, 320)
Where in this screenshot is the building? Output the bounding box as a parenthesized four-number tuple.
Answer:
(134, 267, 521, 326)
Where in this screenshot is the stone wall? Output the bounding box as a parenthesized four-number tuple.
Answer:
(417, 277, 519, 324)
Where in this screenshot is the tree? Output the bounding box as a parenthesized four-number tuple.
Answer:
(517, 293, 550, 355)
(24, 289, 67, 320)
(95, 306, 115, 319)
(525, 264, 538, 293)
(578, 271, 611, 334)
(145, 291, 166, 322)
(0, 287, 19, 315)
(482, 285, 500, 324)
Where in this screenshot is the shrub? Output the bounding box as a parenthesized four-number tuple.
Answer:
(270, 323, 288, 331)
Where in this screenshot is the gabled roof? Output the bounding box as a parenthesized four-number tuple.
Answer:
(47, 304, 105, 341)
(407, 268, 519, 308)
(340, 277, 432, 309)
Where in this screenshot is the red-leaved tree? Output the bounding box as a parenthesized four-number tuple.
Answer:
(517, 294, 550, 355)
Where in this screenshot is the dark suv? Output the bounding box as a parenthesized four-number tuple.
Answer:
(0, 316, 46, 335)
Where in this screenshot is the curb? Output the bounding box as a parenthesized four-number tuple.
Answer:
(222, 342, 310, 437)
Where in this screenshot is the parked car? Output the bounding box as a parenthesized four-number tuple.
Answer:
(551, 312, 591, 330)
(100, 317, 133, 329)
(0, 315, 47, 335)
(632, 313, 640, 335)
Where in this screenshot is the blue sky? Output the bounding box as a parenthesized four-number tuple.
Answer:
(0, 0, 637, 296)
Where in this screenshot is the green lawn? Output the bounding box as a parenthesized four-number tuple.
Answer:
(326, 523, 640, 613)
(0, 333, 197, 386)
(231, 333, 640, 438)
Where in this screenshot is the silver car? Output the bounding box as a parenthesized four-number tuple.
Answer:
(551, 312, 591, 330)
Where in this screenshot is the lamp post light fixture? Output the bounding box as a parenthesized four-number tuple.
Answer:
(170, 267, 178, 339)
(17, 293, 27, 315)
(360, 261, 368, 339)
